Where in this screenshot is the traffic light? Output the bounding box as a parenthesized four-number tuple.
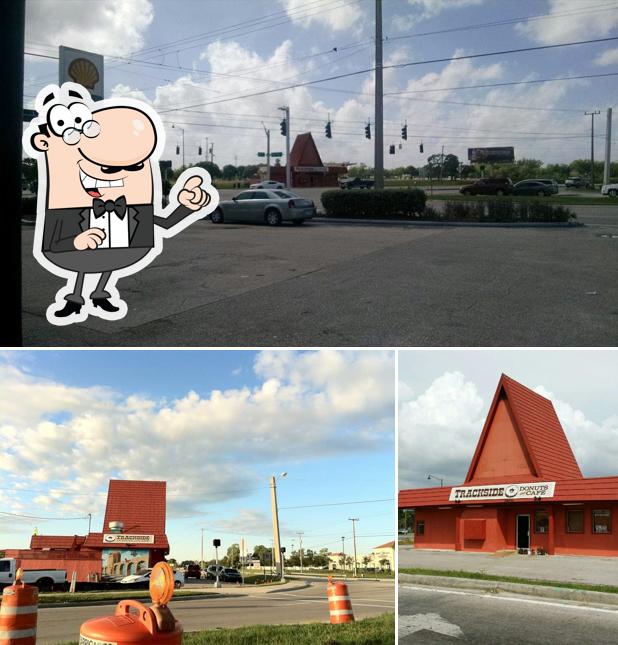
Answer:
(365, 122, 371, 139)
(213, 539, 221, 548)
(176, 145, 180, 155)
(389, 144, 395, 154)
(419, 142, 424, 153)
(325, 120, 332, 138)
(401, 124, 407, 140)
(198, 146, 202, 155)
(280, 118, 287, 136)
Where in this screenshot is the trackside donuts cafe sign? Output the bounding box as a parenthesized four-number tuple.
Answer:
(449, 482, 556, 502)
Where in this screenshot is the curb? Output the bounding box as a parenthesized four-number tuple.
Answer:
(37, 592, 233, 609)
(399, 573, 618, 606)
(314, 217, 582, 228)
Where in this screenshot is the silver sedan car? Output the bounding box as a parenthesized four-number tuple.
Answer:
(210, 190, 316, 226)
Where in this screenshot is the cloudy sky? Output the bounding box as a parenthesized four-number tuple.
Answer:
(0, 350, 395, 561)
(23, 0, 618, 169)
(399, 349, 618, 490)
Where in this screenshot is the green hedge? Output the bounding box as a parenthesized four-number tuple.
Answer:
(440, 199, 576, 223)
(321, 188, 426, 218)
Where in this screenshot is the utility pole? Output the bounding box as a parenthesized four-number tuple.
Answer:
(585, 110, 600, 188)
(210, 142, 214, 165)
(296, 532, 304, 573)
(278, 106, 291, 187)
(374, 0, 384, 190)
(604, 108, 613, 186)
(349, 519, 359, 577)
(439, 145, 445, 182)
(87, 513, 92, 533)
(262, 122, 271, 181)
(200, 528, 204, 569)
(341, 536, 346, 574)
(270, 473, 286, 579)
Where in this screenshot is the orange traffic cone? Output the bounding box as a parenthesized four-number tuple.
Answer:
(0, 569, 38, 645)
(326, 576, 355, 624)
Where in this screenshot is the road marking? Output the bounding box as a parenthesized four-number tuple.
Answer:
(399, 613, 464, 639)
(401, 584, 618, 615)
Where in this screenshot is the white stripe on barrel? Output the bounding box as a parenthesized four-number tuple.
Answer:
(0, 628, 38, 639)
(0, 605, 39, 616)
(329, 609, 354, 616)
(328, 595, 351, 602)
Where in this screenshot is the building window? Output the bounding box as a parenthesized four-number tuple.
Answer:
(416, 521, 425, 536)
(566, 510, 584, 533)
(535, 511, 549, 534)
(592, 510, 611, 534)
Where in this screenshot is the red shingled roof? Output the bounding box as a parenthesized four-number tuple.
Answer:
(103, 480, 166, 534)
(30, 535, 84, 550)
(289, 132, 324, 168)
(465, 374, 583, 483)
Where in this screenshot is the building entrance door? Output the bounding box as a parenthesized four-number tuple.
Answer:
(516, 514, 530, 549)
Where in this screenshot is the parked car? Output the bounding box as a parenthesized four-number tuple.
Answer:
(210, 190, 316, 226)
(250, 180, 285, 189)
(532, 179, 559, 194)
(220, 568, 242, 583)
(339, 177, 374, 189)
(121, 568, 184, 589)
(0, 557, 66, 592)
(601, 182, 618, 197)
(184, 563, 201, 580)
(459, 177, 512, 196)
(512, 180, 554, 197)
(564, 176, 588, 188)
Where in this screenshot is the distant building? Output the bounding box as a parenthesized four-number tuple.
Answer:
(372, 541, 395, 570)
(399, 375, 618, 557)
(3, 480, 170, 582)
(269, 132, 346, 188)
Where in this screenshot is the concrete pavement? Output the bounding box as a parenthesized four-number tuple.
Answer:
(36, 578, 394, 644)
(21, 204, 617, 346)
(399, 583, 618, 644)
(399, 547, 618, 586)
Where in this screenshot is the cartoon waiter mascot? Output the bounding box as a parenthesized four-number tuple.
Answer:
(23, 82, 218, 325)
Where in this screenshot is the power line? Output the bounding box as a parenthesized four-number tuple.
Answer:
(386, 71, 618, 96)
(0, 510, 89, 521)
(158, 35, 618, 113)
(280, 498, 393, 510)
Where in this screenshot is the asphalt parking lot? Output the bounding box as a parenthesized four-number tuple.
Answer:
(21, 200, 617, 347)
(399, 583, 618, 644)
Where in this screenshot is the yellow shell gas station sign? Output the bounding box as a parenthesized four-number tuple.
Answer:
(59, 46, 104, 100)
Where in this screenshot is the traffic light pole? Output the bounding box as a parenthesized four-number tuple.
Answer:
(262, 122, 271, 180)
(374, 0, 384, 190)
(585, 110, 600, 187)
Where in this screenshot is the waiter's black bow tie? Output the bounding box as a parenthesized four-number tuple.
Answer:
(93, 196, 127, 219)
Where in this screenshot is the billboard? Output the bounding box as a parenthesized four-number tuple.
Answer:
(467, 147, 514, 163)
(59, 46, 104, 100)
(449, 481, 556, 502)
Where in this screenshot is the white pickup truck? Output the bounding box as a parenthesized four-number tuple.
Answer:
(0, 558, 67, 591)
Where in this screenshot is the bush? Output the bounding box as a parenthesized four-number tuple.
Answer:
(441, 199, 576, 223)
(321, 188, 426, 218)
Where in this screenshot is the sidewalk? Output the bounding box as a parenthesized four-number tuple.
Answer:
(399, 546, 618, 586)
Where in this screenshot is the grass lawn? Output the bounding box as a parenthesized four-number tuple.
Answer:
(426, 193, 616, 206)
(60, 613, 394, 645)
(289, 570, 394, 580)
(34, 589, 208, 604)
(400, 567, 618, 594)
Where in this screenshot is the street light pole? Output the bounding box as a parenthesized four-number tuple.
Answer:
(262, 122, 271, 181)
(200, 529, 204, 569)
(427, 474, 444, 487)
(585, 110, 600, 188)
(270, 472, 287, 580)
(349, 518, 359, 577)
(374, 0, 384, 190)
(341, 536, 346, 575)
(297, 532, 304, 574)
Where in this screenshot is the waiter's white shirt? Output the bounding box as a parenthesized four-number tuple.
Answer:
(89, 207, 130, 248)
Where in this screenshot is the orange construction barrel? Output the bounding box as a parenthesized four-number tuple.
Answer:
(326, 577, 355, 624)
(0, 569, 38, 645)
(79, 562, 182, 645)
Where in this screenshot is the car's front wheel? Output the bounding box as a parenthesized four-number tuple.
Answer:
(609, 189, 618, 197)
(265, 209, 282, 226)
(174, 580, 182, 588)
(210, 209, 224, 224)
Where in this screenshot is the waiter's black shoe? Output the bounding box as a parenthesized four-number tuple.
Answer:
(54, 301, 82, 317)
(92, 297, 120, 313)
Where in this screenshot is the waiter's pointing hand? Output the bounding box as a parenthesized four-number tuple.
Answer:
(74, 228, 106, 250)
(178, 175, 210, 211)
